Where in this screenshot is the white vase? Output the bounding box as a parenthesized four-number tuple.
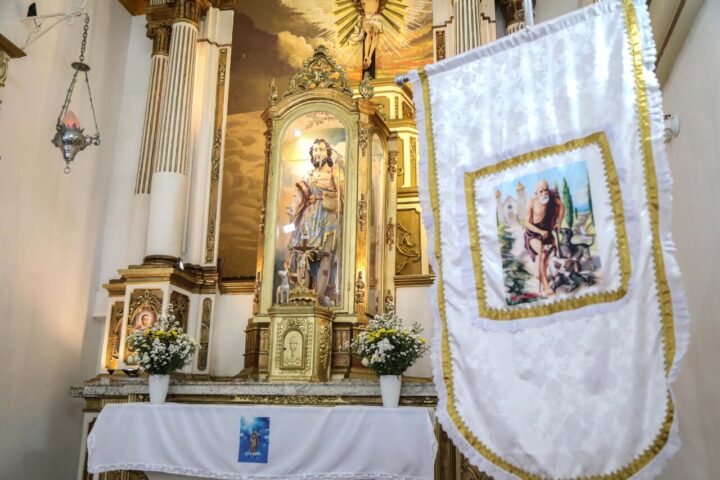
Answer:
(149, 374, 170, 404)
(379, 375, 402, 408)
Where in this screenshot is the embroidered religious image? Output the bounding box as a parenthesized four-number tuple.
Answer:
(273, 112, 346, 307)
(495, 161, 601, 305)
(238, 416, 270, 464)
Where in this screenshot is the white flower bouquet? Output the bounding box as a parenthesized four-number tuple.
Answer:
(351, 312, 430, 376)
(126, 307, 198, 375)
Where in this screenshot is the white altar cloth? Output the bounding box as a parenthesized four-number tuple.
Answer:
(87, 403, 437, 480)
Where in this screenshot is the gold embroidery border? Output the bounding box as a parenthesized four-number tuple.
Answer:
(464, 132, 631, 320)
(419, 0, 675, 478)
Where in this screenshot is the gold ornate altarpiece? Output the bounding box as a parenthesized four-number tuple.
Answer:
(239, 46, 400, 382)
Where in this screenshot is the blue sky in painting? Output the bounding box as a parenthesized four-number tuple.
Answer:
(496, 160, 592, 212)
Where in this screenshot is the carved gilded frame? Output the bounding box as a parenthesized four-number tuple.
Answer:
(257, 90, 360, 320)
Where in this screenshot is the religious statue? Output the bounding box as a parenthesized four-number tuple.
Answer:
(350, 0, 383, 69)
(285, 138, 344, 306)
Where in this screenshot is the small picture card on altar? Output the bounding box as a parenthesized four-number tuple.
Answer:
(238, 416, 270, 464)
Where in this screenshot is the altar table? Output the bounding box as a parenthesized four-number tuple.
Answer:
(87, 403, 437, 479)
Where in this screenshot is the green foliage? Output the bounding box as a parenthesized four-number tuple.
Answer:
(499, 223, 530, 296)
(126, 306, 198, 375)
(562, 178, 574, 228)
(351, 312, 429, 376)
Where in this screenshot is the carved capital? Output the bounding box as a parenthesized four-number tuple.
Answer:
(147, 23, 172, 55)
(173, 0, 212, 26)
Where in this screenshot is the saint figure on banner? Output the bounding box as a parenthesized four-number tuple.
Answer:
(286, 139, 344, 306)
(524, 180, 565, 296)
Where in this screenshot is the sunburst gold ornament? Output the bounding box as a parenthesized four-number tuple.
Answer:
(51, 14, 100, 174)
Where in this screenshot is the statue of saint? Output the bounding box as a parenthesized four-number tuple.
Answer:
(286, 138, 344, 306)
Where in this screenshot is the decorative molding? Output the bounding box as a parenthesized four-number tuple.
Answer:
(357, 194, 367, 231)
(282, 45, 353, 98)
(198, 298, 212, 371)
(205, 48, 228, 264)
(218, 279, 255, 294)
(119, 0, 149, 16)
(394, 274, 435, 286)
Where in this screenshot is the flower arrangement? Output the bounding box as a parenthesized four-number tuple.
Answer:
(351, 311, 430, 376)
(126, 307, 198, 375)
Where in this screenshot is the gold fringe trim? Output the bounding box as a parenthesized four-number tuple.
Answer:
(420, 0, 676, 477)
(464, 132, 631, 320)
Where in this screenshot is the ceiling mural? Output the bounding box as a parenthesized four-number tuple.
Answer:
(219, 0, 433, 279)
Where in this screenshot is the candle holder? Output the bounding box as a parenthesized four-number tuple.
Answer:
(50, 14, 100, 173)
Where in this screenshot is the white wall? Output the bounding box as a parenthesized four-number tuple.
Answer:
(397, 286, 434, 378)
(212, 293, 253, 376)
(0, 1, 132, 478)
(659, 1, 720, 477)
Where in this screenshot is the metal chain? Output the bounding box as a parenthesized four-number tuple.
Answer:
(79, 13, 89, 62)
(56, 69, 80, 127)
(84, 70, 101, 143)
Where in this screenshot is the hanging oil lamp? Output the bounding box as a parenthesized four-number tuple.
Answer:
(51, 13, 100, 173)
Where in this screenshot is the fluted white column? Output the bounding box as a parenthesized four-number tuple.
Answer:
(127, 26, 170, 264)
(146, 6, 206, 260)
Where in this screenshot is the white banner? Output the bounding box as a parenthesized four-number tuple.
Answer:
(410, 1, 689, 478)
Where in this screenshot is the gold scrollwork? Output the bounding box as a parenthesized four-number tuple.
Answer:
(198, 298, 212, 371)
(104, 302, 125, 371)
(384, 289, 395, 315)
(318, 323, 332, 369)
(395, 221, 421, 274)
(359, 126, 369, 157)
(357, 193, 367, 231)
(355, 271, 366, 305)
(275, 318, 312, 372)
(388, 152, 398, 181)
(268, 77, 278, 106)
(170, 291, 190, 331)
(461, 457, 496, 480)
(436, 29, 447, 61)
(258, 201, 266, 236)
(283, 45, 353, 98)
(359, 71, 375, 99)
(253, 271, 262, 307)
(385, 217, 396, 250)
